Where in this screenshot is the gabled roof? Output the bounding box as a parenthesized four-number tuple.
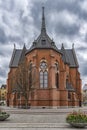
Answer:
(9, 49, 22, 68)
(65, 49, 79, 68)
(9, 44, 27, 68)
(61, 44, 79, 68)
(18, 45, 26, 65)
(61, 44, 70, 65)
(9, 7, 79, 69)
(26, 7, 61, 54)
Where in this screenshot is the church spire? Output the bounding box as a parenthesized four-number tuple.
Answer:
(41, 6, 46, 34)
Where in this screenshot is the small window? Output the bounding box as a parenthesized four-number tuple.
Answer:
(42, 40, 46, 45)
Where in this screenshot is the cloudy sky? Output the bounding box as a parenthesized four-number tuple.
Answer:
(0, 0, 87, 87)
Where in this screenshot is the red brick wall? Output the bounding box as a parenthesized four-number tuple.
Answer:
(7, 48, 82, 107)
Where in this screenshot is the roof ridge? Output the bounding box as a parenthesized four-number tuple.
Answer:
(61, 45, 70, 64)
(72, 48, 79, 67)
(18, 45, 26, 65)
(9, 48, 16, 67)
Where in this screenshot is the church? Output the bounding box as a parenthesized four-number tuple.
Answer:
(7, 7, 82, 108)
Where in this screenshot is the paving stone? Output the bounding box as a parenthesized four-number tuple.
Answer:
(0, 106, 87, 130)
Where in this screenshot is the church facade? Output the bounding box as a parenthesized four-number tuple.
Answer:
(7, 7, 82, 108)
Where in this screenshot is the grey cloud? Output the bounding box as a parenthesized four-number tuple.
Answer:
(0, 28, 7, 43)
(84, 33, 87, 43)
(0, 67, 7, 77)
(45, 0, 87, 21)
(0, 0, 87, 86)
(31, 5, 42, 31)
(80, 63, 87, 76)
(31, 0, 81, 40)
(55, 23, 80, 38)
(76, 46, 87, 51)
(8, 36, 23, 43)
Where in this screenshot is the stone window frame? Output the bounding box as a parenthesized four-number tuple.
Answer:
(39, 60, 48, 88)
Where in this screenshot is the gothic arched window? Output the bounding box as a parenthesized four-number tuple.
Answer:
(40, 61, 48, 88)
(55, 62, 59, 88)
(66, 75, 69, 88)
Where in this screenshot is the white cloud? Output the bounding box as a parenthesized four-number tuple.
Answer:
(49, 9, 78, 26)
(79, 22, 87, 38)
(79, 0, 87, 12)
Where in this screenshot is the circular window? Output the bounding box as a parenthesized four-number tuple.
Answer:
(40, 62, 47, 69)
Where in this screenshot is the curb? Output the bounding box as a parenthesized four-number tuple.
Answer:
(0, 123, 69, 128)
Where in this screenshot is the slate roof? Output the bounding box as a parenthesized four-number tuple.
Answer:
(9, 49, 22, 68)
(61, 44, 79, 68)
(18, 45, 26, 65)
(66, 49, 79, 68)
(61, 44, 70, 65)
(9, 7, 79, 69)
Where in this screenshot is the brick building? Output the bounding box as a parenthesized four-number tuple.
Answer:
(0, 84, 7, 104)
(7, 7, 82, 108)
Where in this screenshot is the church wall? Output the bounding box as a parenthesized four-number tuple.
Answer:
(60, 90, 68, 106)
(25, 49, 66, 107)
(69, 68, 82, 106)
(7, 68, 17, 106)
(7, 50, 82, 108)
(69, 68, 77, 89)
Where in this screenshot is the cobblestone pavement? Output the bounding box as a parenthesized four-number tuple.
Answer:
(0, 106, 87, 130)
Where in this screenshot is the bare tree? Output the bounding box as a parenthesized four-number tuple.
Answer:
(15, 59, 29, 108)
(15, 60, 38, 108)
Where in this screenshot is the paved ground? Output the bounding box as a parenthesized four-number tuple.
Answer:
(0, 106, 87, 130)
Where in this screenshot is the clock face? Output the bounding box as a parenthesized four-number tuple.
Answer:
(40, 62, 47, 69)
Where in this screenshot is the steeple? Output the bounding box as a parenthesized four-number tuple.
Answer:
(41, 6, 46, 34)
(26, 7, 61, 54)
(14, 43, 16, 49)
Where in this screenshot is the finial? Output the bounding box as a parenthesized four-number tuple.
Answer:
(24, 43, 26, 46)
(14, 43, 16, 49)
(41, 6, 46, 33)
(52, 38, 54, 41)
(23, 43, 26, 49)
(72, 43, 74, 49)
(62, 43, 64, 48)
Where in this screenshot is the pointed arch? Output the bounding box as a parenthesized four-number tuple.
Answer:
(39, 60, 48, 88)
(55, 62, 59, 88)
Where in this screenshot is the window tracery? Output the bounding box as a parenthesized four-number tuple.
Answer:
(40, 61, 48, 88)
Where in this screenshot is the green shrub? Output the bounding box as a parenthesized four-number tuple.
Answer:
(66, 110, 87, 123)
(0, 111, 10, 121)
